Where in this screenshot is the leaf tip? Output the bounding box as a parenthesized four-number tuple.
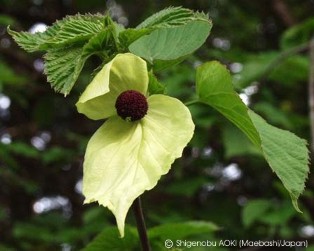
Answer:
(291, 193, 303, 213)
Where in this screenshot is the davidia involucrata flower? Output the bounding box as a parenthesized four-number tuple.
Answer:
(76, 53, 194, 236)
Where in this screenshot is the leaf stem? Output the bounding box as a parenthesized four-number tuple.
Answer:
(132, 197, 151, 251)
(184, 99, 200, 106)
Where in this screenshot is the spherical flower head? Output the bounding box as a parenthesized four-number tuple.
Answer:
(75, 53, 195, 237)
(115, 90, 148, 121)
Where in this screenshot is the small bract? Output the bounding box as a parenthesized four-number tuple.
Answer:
(76, 53, 195, 237)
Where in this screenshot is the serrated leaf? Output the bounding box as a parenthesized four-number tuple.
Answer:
(196, 61, 309, 211)
(9, 14, 123, 95)
(44, 46, 86, 95)
(248, 111, 309, 212)
(82, 28, 117, 58)
(46, 16, 104, 46)
(8, 25, 59, 52)
(118, 28, 153, 50)
(129, 7, 211, 63)
(137, 6, 199, 29)
(8, 14, 105, 52)
(196, 61, 260, 146)
(129, 20, 212, 63)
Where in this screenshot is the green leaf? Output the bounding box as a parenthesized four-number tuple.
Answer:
(46, 15, 104, 47)
(8, 14, 114, 95)
(44, 46, 86, 95)
(82, 28, 117, 58)
(248, 111, 309, 212)
(8, 25, 58, 52)
(118, 28, 153, 50)
(242, 199, 272, 227)
(129, 20, 211, 63)
(82, 226, 139, 251)
(137, 6, 191, 28)
(153, 55, 189, 72)
(130, 7, 211, 65)
(280, 17, 314, 50)
(148, 221, 218, 240)
(196, 61, 309, 212)
(8, 14, 105, 52)
(137, 6, 206, 29)
(196, 61, 260, 146)
(148, 71, 165, 94)
(45, 26, 116, 95)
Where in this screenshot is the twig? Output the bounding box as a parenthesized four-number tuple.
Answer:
(308, 37, 314, 153)
(132, 197, 151, 251)
(261, 42, 310, 82)
(272, 0, 296, 27)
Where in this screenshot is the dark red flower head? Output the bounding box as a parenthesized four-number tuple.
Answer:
(115, 90, 148, 121)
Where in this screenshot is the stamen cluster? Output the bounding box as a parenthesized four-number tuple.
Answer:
(115, 90, 148, 121)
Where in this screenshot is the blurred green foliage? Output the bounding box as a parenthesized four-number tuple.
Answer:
(0, 0, 314, 250)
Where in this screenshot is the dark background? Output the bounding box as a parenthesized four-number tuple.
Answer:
(1, 0, 314, 250)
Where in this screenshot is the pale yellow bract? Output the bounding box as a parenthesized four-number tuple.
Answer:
(76, 53, 195, 237)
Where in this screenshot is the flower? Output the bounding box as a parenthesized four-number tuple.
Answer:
(76, 53, 194, 237)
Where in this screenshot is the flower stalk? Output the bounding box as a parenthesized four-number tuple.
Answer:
(132, 197, 151, 251)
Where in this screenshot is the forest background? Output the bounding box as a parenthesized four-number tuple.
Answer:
(1, 0, 314, 250)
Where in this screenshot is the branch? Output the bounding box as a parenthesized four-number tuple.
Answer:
(308, 37, 314, 153)
(132, 197, 151, 251)
(261, 42, 310, 82)
(272, 0, 296, 27)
